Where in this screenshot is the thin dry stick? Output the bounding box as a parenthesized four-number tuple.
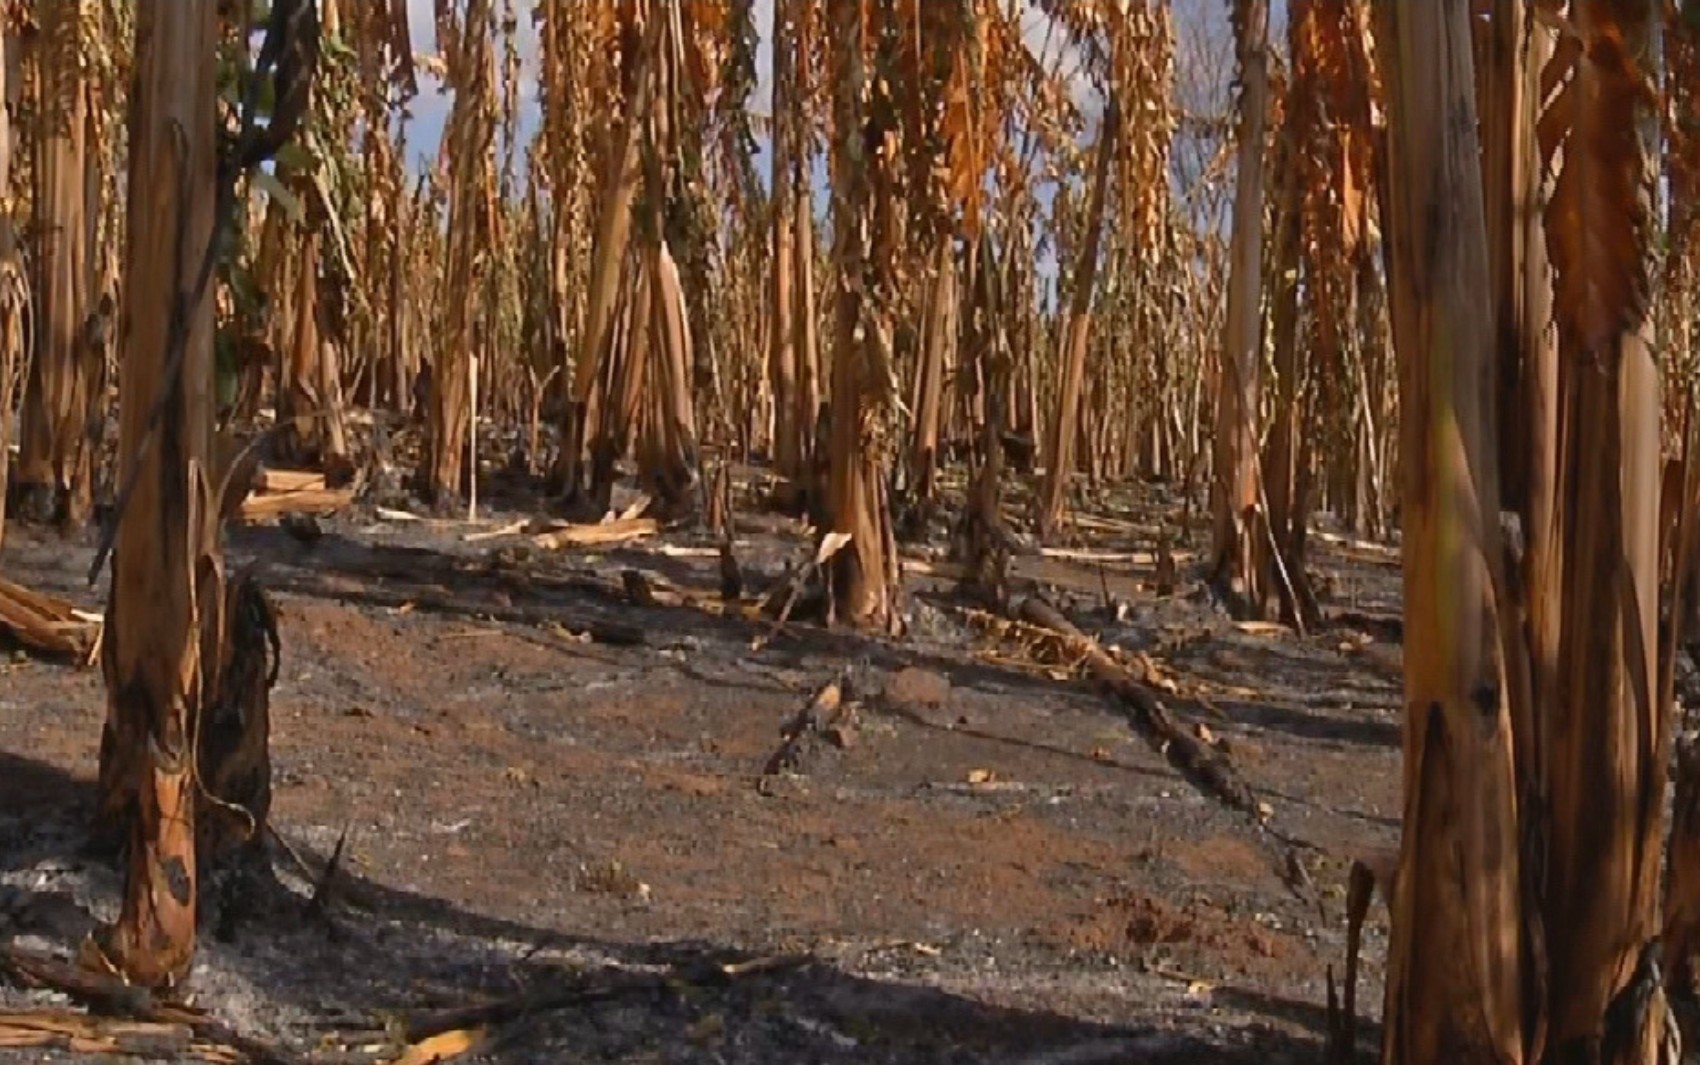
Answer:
(469, 353, 479, 522)
(1256, 488, 1308, 635)
(305, 823, 350, 919)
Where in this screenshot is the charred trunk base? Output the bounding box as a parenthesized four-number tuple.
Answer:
(8, 480, 61, 527)
(5, 476, 96, 533)
(196, 569, 280, 859)
(828, 467, 905, 637)
(1272, 529, 1323, 632)
(955, 514, 1012, 609)
(1210, 503, 1273, 622)
(767, 477, 810, 518)
(955, 458, 1015, 609)
(92, 754, 198, 989)
(892, 485, 940, 546)
(545, 400, 589, 501)
(93, 568, 280, 899)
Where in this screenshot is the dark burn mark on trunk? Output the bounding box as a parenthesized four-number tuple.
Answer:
(1473, 680, 1499, 718)
(163, 854, 192, 907)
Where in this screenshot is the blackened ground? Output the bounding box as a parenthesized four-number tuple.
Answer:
(0, 471, 1403, 1063)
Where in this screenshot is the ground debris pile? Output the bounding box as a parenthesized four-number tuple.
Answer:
(239, 469, 357, 525)
(760, 679, 859, 784)
(0, 1008, 241, 1063)
(0, 575, 100, 663)
(965, 593, 1262, 818)
(1, 944, 292, 1064)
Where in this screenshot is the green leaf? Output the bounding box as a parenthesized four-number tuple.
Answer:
(214, 329, 240, 412)
(323, 34, 357, 63)
(251, 168, 305, 224)
(273, 140, 316, 174)
(311, 162, 361, 292)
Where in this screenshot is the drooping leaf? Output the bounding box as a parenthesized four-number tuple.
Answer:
(1540, 0, 1657, 358)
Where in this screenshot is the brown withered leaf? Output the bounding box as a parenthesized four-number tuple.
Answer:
(1539, 1, 1657, 358)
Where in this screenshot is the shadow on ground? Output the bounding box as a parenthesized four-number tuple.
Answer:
(236, 526, 1157, 712)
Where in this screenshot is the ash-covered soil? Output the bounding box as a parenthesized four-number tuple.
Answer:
(0, 475, 1404, 1063)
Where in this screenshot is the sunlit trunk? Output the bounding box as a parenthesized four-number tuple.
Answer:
(1539, 5, 1668, 1056)
(768, 2, 798, 484)
(626, 10, 698, 511)
(1376, 2, 1525, 1060)
(793, 164, 821, 482)
(419, 0, 497, 507)
(908, 241, 954, 515)
(1263, 60, 1315, 629)
(1035, 94, 1116, 541)
(1478, 0, 1559, 856)
(277, 227, 339, 464)
(18, 0, 92, 526)
(1209, 0, 1270, 616)
(960, 233, 1008, 595)
(825, 0, 901, 633)
(95, 0, 219, 988)
(1377, 1, 1676, 1060)
(0, 21, 18, 551)
(550, 5, 655, 500)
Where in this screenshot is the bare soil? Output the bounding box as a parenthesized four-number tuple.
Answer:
(0, 475, 1405, 1063)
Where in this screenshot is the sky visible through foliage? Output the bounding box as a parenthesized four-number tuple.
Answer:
(394, 0, 1249, 287)
(398, 0, 1242, 169)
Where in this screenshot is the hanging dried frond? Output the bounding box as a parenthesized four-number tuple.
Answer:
(1031, 0, 1110, 79)
(1537, 0, 1658, 359)
(1112, 2, 1175, 257)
